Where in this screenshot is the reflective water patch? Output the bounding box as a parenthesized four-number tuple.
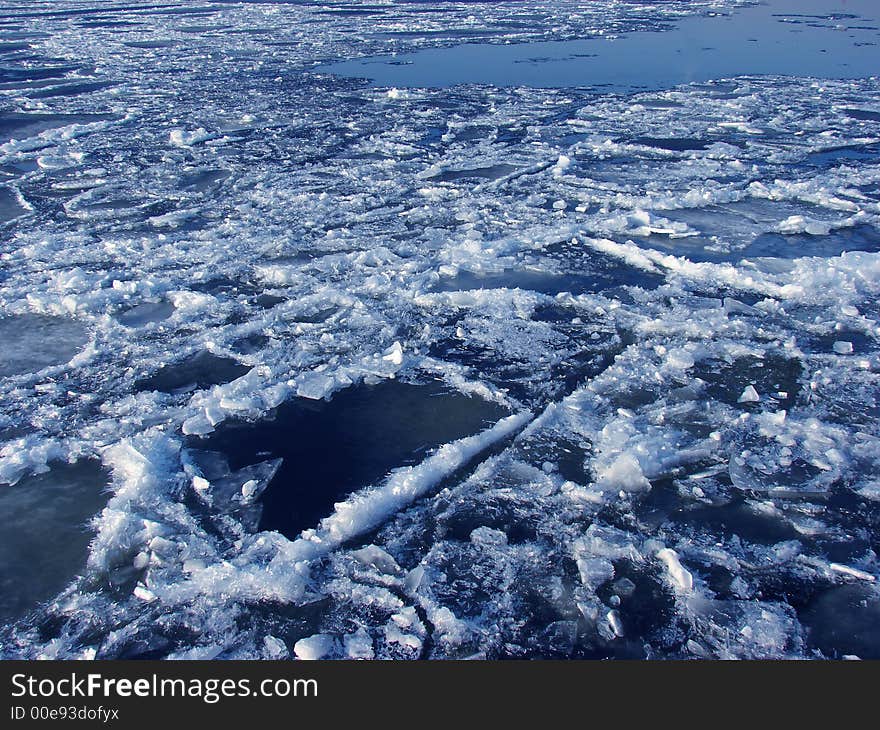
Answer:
(191, 379, 509, 539)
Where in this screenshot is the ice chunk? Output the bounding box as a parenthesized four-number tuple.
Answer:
(385, 607, 424, 654)
(115, 300, 175, 327)
(829, 563, 875, 582)
(343, 628, 374, 659)
(351, 545, 402, 575)
(738, 385, 760, 403)
(295, 371, 335, 400)
(185, 450, 281, 532)
(169, 127, 216, 147)
(606, 609, 625, 638)
(263, 635, 288, 659)
(574, 555, 613, 592)
(551, 155, 571, 177)
(777, 215, 832, 236)
(133, 584, 156, 602)
(666, 347, 695, 370)
(656, 548, 694, 593)
(181, 414, 215, 437)
(596, 453, 651, 493)
(404, 565, 426, 594)
(470, 526, 508, 546)
(382, 341, 404, 367)
(579, 524, 641, 562)
(833, 341, 854, 355)
(294, 634, 336, 660)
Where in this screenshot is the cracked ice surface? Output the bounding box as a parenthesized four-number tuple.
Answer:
(1, 0, 880, 659)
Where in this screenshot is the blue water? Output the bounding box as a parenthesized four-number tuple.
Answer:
(193, 379, 508, 540)
(1, 0, 879, 661)
(324, 0, 880, 89)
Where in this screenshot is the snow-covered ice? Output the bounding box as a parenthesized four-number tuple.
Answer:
(1, 0, 879, 660)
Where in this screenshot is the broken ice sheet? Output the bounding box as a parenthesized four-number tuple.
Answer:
(184, 450, 281, 534)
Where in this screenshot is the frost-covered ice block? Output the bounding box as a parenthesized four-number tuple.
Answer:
(595, 452, 651, 493)
(0, 460, 109, 624)
(295, 371, 335, 400)
(169, 127, 217, 148)
(656, 548, 694, 592)
(0, 314, 89, 378)
(191, 379, 510, 538)
(294, 634, 336, 660)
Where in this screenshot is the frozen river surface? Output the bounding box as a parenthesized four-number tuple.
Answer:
(1, 0, 879, 659)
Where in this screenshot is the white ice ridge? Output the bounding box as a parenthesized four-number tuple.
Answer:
(288, 410, 533, 562)
(95, 410, 534, 614)
(656, 548, 695, 593)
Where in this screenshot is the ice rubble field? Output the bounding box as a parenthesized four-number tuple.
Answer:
(1, 0, 880, 659)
